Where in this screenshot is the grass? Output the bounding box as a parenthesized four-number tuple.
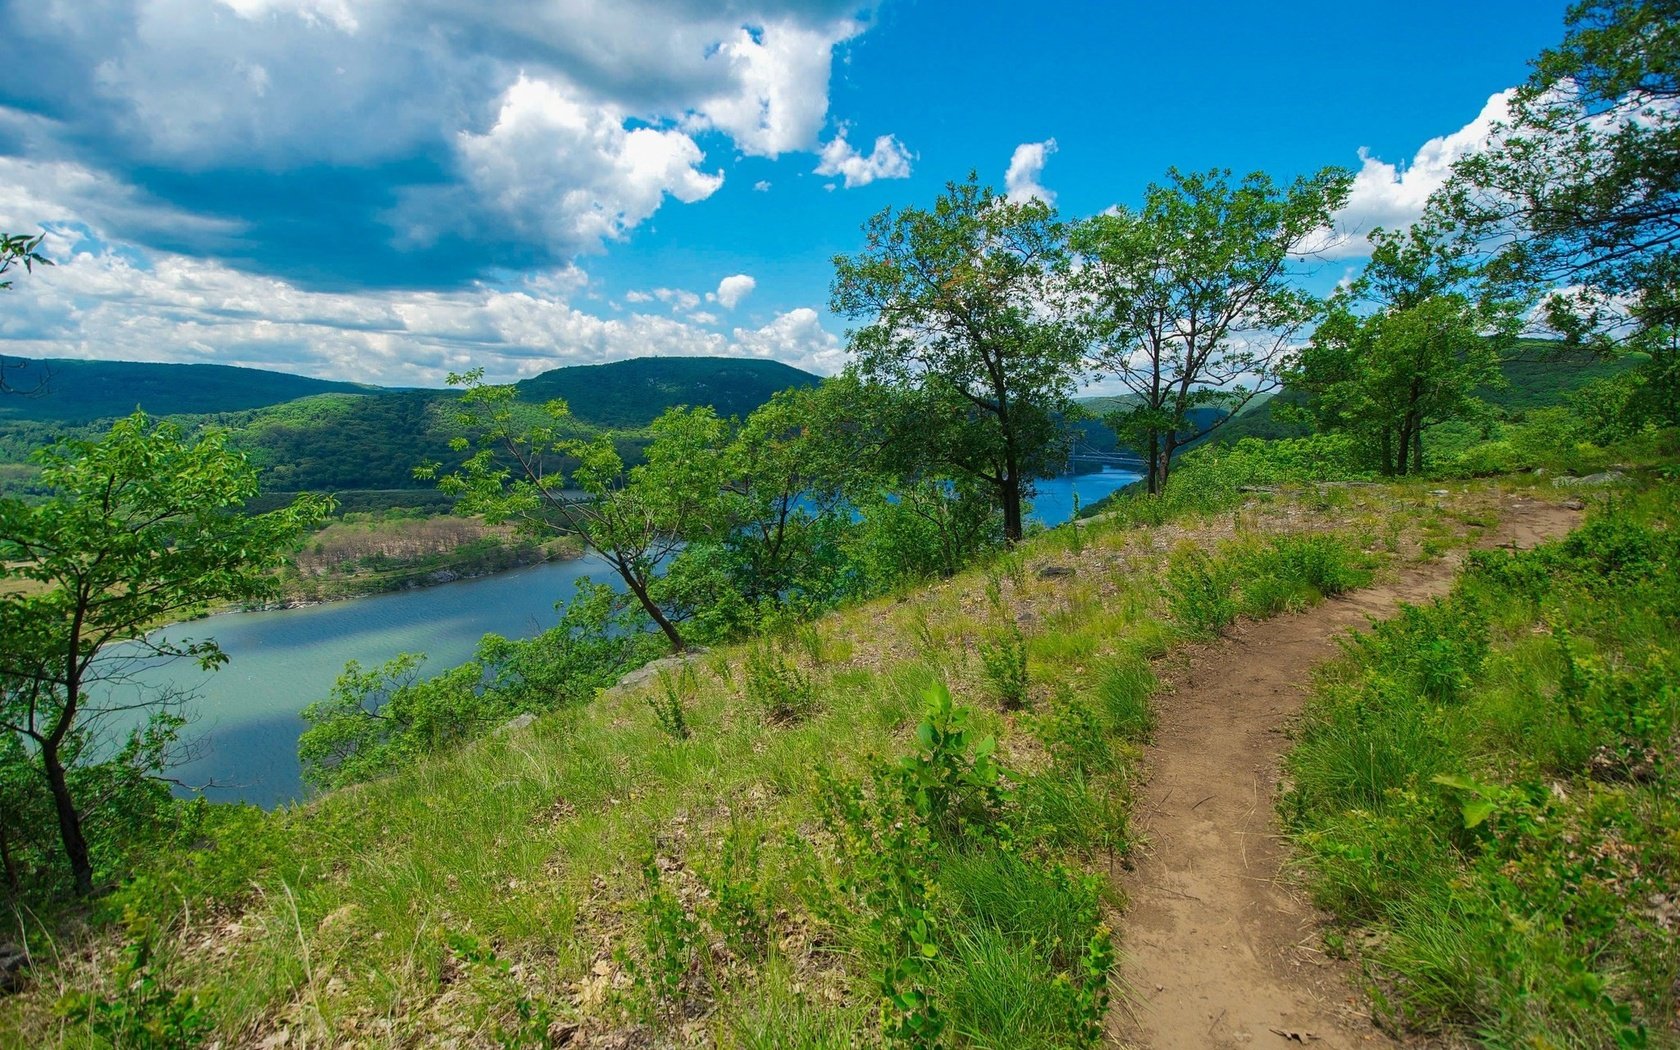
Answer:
(1, 475, 1530, 1047)
(1284, 479, 1680, 1047)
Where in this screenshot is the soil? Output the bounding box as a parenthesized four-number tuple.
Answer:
(1111, 496, 1583, 1049)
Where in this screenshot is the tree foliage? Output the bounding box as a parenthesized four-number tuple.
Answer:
(1291, 224, 1520, 474)
(832, 174, 1082, 541)
(0, 413, 328, 895)
(1072, 167, 1351, 492)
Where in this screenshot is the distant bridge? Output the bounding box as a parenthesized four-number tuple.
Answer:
(1065, 439, 1147, 471)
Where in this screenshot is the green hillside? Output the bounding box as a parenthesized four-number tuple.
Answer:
(0, 356, 822, 496)
(513, 356, 821, 428)
(0, 358, 376, 424)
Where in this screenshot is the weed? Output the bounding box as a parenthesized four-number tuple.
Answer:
(744, 643, 815, 724)
(1165, 546, 1237, 637)
(620, 858, 701, 1019)
(978, 620, 1030, 710)
(647, 666, 693, 740)
(55, 913, 214, 1050)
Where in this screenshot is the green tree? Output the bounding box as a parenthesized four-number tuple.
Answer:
(832, 174, 1083, 542)
(1445, 0, 1678, 301)
(1291, 224, 1518, 474)
(426, 372, 728, 652)
(0, 413, 328, 895)
(1072, 167, 1351, 492)
(1441, 1, 1679, 418)
(658, 385, 861, 639)
(1, 230, 52, 395)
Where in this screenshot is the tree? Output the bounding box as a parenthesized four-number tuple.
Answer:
(426, 372, 729, 653)
(832, 174, 1083, 542)
(658, 384, 862, 639)
(1, 230, 52, 395)
(1071, 167, 1350, 493)
(0, 413, 328, 895)
(1291, 224, 1519, 474)
(1440, 0, 1679, 414)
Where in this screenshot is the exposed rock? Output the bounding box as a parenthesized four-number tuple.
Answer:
(1553, 470, 1626, 487)
(495, 712, 537, 735)
(0, 942, 28, 995)
(608, 650, 708, 694)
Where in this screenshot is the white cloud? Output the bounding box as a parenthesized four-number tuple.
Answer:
(813, 130, 913, 188)
(1005, 139, 1058, 205)
(2, 2, 878, 277)
(1312, 89, 1515, 258)
(731, 307, 845, 373)
(0, 241, 845, 384)
(651, 287, 702, 311)
(711, 273, 757, 309)
(698, 18, 865, 158)
(452, 74, 723, 254)
(753, 180, 772, 192)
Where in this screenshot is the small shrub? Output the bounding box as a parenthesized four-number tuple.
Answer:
(647, 666, 693, 740)
(1165, 547, 1237, 637)
(743, 643, 815, 724)
(56, 913, 215, 1050)
(620, 858, 701, 1019)
(978, 620, 1030, 710)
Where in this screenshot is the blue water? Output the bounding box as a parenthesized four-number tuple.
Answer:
(127, 469, 1140, 807)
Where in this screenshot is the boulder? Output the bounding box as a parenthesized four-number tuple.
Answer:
(495, 712, 538, 735)
(0, 942, 28, 995)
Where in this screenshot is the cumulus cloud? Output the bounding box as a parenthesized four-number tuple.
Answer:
(1005, 139, 1058, 204)
(731, 307, 845, 373)
(813, 130, 913, 188)
(0, 1, 875, 285)
(1312, 89, 1515, 258)
(711, 273, 757, 309)
(0, 241, 844, 383)
(698, 18, 865, 158)
(452, 75, 723, 254)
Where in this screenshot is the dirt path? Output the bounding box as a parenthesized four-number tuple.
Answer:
(1112, 496, 1582, 1049)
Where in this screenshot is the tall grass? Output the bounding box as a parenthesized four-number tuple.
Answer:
(1285, 481, 1680, 1047)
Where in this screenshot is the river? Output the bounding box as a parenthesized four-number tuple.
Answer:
(129, 467, 1141, 807)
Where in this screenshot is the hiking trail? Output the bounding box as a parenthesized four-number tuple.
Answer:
(1112, 496, 1582, 1049)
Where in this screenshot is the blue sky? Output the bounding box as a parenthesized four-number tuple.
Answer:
(0, 0, 1569, 386)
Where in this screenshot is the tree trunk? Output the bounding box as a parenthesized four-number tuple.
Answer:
(1411, 426, 1424, 475)
(1000, 471, 1023, 544)
(1155, 433, 1178, 492)
(40, 740, 92, 896)
(1145, 431, 1162, 496)
(628, 579, 686, 653)
(0, 816, 19, 895)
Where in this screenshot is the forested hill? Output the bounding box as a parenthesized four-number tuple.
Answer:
(0, 358, 376, 424)
(514, 356, 820, 427)
(0, 356, 822, 496)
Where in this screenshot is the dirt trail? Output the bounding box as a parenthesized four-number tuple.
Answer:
(1113, 497, 1582, 1049)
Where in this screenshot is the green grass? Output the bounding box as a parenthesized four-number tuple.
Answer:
(1, 476, 1521, 1048)
(1284, 480, 1680, 1047)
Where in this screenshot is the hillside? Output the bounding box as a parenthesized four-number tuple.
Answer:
(1211, 341, 1642, 446)
(0, 356, 821, 495)
(514, 356, 820, 428)
(0, 359, 375, 424)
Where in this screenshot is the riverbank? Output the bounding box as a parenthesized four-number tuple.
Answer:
(266, 512, 584, 606)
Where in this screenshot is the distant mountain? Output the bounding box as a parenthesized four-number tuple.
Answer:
(0, 356, 823, 499)
(0, 359, 376, 424)
(514, 356, 821, 428)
